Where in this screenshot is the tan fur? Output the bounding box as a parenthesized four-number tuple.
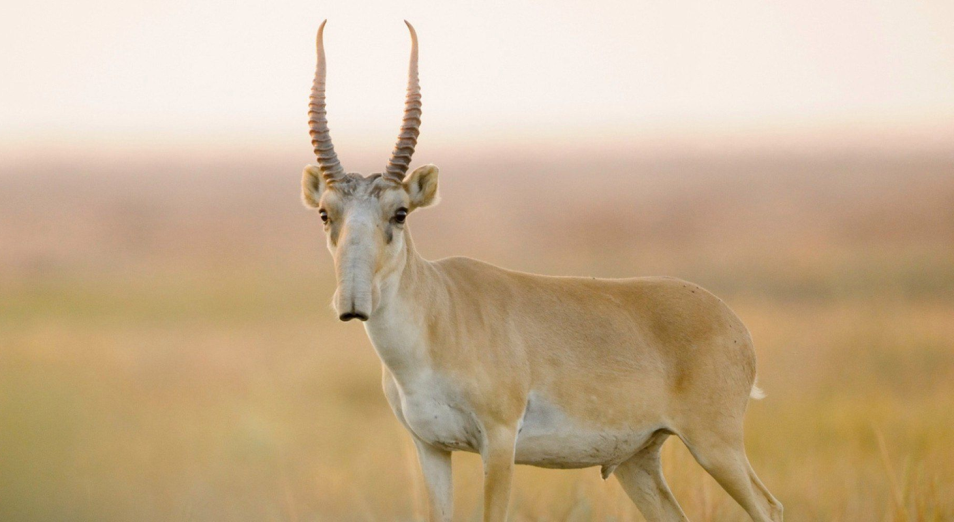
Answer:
(302, 164, 782, 521)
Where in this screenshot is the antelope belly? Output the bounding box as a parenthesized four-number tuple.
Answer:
(514, 392, 655, 469)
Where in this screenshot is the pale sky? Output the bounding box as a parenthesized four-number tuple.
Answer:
(2, 0, 953, 158)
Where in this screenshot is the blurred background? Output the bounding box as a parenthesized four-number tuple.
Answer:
(2, 0, 953, 520)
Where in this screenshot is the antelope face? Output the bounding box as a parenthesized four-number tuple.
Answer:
(302, 165, 439, 321)
(300, 20, 432, 322)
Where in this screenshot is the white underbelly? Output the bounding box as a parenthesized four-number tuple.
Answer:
(514, 392, 656, 468)
(396, 385, 657, 469)
(514, 428, 656, 468)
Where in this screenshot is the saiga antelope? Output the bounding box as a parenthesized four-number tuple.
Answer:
(301, 21, 783, 522)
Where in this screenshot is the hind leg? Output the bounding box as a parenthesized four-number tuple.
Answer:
(613, 431, 688, 522)
(681, 424, 783, 522)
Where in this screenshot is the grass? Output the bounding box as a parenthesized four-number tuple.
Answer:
(2, 265, 952, 521)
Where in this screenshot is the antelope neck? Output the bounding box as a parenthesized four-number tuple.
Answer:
(363, 227, 444, 382)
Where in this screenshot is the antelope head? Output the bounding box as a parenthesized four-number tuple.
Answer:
(301, 21, 440, 322)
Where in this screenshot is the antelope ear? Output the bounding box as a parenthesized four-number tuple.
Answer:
(301, 165, 326, 208)
(403, 164, 440, 210)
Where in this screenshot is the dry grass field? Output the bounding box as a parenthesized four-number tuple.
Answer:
(1, 148, 953, 521)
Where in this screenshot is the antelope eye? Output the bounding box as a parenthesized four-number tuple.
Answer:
(393, 208, 408, 224)
(319, 210, 329, 224)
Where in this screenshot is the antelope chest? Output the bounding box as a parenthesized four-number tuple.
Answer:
(393, 376, 480, 452)
(367, 310, 483, 452)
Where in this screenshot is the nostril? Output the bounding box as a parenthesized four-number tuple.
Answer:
(339, 312, 369, 322)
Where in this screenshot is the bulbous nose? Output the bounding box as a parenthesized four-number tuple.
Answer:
(334, 215, 375, 323)
(339, 311, 369, 322)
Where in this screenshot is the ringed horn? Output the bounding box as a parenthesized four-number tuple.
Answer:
(308, 20, 423, 184)
(308, 20, 345, 181)
(383, 20, 422, 183)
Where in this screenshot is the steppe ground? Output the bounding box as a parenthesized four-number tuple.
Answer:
(1, 148, 952, 521)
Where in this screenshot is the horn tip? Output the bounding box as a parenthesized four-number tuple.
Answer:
(317, 19, 328, 42)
